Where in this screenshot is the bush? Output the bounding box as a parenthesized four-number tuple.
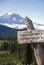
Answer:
(1, 42, 9, 51)
(10, 43, 17, 53)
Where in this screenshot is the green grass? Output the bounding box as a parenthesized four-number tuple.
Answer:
(0, 39, 44, 65)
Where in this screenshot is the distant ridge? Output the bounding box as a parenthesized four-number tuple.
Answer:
(0, 24, 26, 38)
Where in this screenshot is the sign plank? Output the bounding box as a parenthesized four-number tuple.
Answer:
(17, 30, 44, 44)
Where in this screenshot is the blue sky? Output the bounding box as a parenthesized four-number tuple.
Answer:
(0, 0, 44, 24)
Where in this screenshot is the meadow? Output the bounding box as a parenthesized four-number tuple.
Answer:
(0, 37, 44, 65)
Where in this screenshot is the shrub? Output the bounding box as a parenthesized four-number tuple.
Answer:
(1, 42, 9, 51)
(10, 43, 17, 53)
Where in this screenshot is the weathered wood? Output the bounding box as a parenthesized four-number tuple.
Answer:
(33, 44, 44, 65)
(25, 16, 44, 65)
(18, 30, 44, 44)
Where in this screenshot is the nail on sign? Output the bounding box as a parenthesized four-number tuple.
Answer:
(17, 30, 44, 44)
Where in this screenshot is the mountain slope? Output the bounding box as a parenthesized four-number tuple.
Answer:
(0, 13, 26, 39)
(0, 13, 26, 29)
(0, 24, 26, 38)
(0, 12, 44, 30)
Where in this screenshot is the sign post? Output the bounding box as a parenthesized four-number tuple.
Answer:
(25, 17, 44, 65)
(17, 17, 44, 65)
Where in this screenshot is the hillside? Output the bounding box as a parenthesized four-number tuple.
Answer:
(0, 24, 26, 39)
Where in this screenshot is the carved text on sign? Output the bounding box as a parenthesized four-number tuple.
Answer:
(17, 30, 44, 44)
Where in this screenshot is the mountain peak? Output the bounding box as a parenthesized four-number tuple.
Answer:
(2, 12, 23, 20)
(0, 12, 25, 29)
(7, 12, 14, 15)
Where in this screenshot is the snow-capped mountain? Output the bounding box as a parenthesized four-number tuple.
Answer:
(0, 12, 44, 38)
(0, 12, 27, 38)
(0, 12, 26, 29)
(0, 12, 44, 30)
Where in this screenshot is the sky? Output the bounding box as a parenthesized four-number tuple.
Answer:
(0, 0, 44, 24)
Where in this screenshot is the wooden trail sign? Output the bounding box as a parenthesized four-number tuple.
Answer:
(25, 17, 44, 65)
(18, 30, 44, 44)
(17, 16, 44, 65)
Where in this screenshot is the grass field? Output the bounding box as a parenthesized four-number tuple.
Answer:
(0, 39, 44, 65)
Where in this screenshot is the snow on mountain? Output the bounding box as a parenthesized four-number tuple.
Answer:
(0, 12, 26, 29)
(8, 12, 13, 15)
(0, 12, 44, 30)
(33, 22, 44, 30)
(0, 23, 26, 29)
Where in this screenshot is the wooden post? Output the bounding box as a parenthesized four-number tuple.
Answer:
(25, 16, 44, 65)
